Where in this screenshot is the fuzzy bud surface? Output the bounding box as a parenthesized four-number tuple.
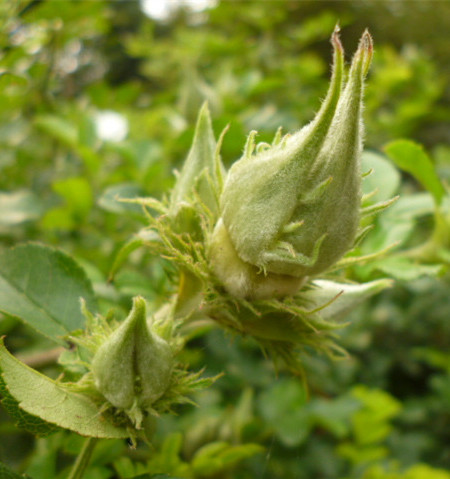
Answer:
(210, 29, 373, 298)
(91, 297, 174, 411)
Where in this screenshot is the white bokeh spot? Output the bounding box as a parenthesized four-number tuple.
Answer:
(140, 0, 217, 21)
(94, 110, 129, 142)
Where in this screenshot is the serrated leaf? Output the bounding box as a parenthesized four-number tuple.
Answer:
(0, 371, 59, 436)
(384, 140, 446, 206)
(0, 461, 32, 479)
(0, 340, 128, 438)
(0, 243, 96, 343)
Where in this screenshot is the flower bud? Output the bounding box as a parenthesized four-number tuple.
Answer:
(169, 102, 220, 219)
(91, 297, 174, 411)
(210, 30, 373, 298)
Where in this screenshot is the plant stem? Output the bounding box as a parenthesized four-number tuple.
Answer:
(68, 437, 99, 479)
(18, 346, 65, 368)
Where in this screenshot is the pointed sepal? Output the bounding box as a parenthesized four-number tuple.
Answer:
(170, 102, 221, 218)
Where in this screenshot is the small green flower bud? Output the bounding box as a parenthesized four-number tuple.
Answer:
(210, 29, 373, 297)
(170, 102, 220, 218)
(91, 297, 174, 411)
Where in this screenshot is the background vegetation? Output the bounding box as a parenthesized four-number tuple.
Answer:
(1, 1, 449, 478)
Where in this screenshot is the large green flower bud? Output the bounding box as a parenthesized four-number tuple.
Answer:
(91, 297, 174, 411)
(210, 29, 373, 298)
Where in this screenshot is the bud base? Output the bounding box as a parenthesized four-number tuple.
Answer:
(209, 219, 306, 299)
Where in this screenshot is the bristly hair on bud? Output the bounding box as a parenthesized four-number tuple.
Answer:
(209, 28, 373, 299)
(120, 27, 394, 375)
(91, 297, 174, 426)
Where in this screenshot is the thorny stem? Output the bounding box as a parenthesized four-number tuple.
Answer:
(67, 437, 99, 479)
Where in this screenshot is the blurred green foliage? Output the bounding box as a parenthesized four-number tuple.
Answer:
(1, 1, 449, 478)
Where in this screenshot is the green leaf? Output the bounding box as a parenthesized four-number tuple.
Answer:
(385, 192, 436, 220)
(114, 456, 147, 478)
(41, 208, 76, 231)
(258, 378, 311, 447)
(361, 193, 439, 253)
(42, 177, 94, 231)
(24, 436, 59, 479)
(0, 461, 32, 479)
(0, 371, 59, 436)
(337, 442, 388, 465)
(108, 236, 145, 281)
(0, 72, 28, 89)
(0, 190, 45, 226)
(371, 256, 443, 281)
(34, 115, 102, 172)
(309, 395, 360, 438)
(0, 339, 128, 438)
(362, 150, 401, 203)
(405, 464, 450, 479)
(384, 140, 446, 206)
(0, 243, 96, 343)
(108, 139, 162, 172)
(192, 442, 263, 476)
(98, 183, 146, 216)
(351, 386, 402, 446)
(35, 115, 78, 147)
(52, 177, 94, 220)
(152, 433, 184, 471)
(214, 443, 264, 469)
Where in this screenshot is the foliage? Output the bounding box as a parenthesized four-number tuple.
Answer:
(1, 1, 449, 478)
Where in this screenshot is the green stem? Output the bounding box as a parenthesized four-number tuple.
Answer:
(67, 437, 99, 479)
